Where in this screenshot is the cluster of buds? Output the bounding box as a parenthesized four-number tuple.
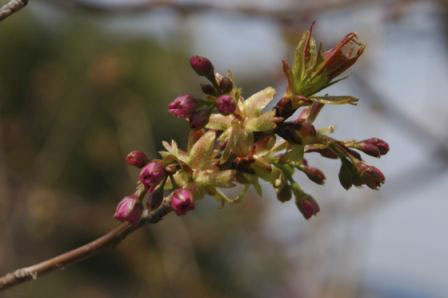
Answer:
(114, 23, 389, 224)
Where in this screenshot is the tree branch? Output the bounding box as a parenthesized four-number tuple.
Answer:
(0, 0, 28, 22)
(0, 203, 172, 292)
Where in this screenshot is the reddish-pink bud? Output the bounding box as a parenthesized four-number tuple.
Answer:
(171, 188, 195, 215)
(114, 195, 143, 225)
(216, 95, 236, 115)
(357, 142, 381, 157)
(126, 150, 149, 168)
(296, 194, 320, 220)
(189, 109, 210, 129)
(139, 160, 166, 191)
(361, 138, 389, 155)
(304, 166, 326, 185)
(321, 33, 365, 80)
(168, 94, 198, 119)
(357, 162, 385, 190)
(190, 55, 215, 79)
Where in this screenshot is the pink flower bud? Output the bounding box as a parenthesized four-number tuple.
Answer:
(190, 55, 215, 79)
(171, 188, 195, 215)
(189, 109, 210, 129)
(126, 150, 149, 168)
(168, 94, 198, 119)
(139, 160, 166, 191)
(321, 33, 365, 80)
(114, 195, 143, 226)
(357, 142, 381, 157)
(361, 138, 389, 155)
(295, 193, 320, 220)
(216, 95, 236, 115)
(357, 162, 385, 190)
(304, 166, 326, 185)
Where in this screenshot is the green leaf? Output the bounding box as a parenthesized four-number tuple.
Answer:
(243, 87, 276, 117)
(188, 131, 216, 169)
(196, 169, 236, 188)
(245, 110, 277, 132)
(232, 125, 253, 156)
(206, 113, 234, 131)
(310, 95, 358, 105)
(283, 145, 304, 163)
(161, 140, 188, 163)
(172, 170, 190, 188)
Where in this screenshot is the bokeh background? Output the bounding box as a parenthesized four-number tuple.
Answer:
(1, 0, 447, 297)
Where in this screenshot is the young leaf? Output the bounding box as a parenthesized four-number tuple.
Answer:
(310, 95, 358, 105)
(245, 110, 277, 132)
(196, 169, 236, 188)
(243, 87, 276, 117)
(206, 113, 234, 131)
(188, 131, 216, 169)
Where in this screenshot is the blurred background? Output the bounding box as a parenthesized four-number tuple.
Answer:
(1, 0, 447, 297)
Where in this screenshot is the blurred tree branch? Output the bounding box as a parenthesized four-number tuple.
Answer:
(52, 0, 425, 24)
(0, 203, 172, 292)
(0, 0, 28, 21)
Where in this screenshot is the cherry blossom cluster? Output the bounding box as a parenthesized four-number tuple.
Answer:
(114, 24, 389, 224)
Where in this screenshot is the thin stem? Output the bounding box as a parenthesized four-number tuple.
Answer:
(0, 203, 172, 292)
(0, 0, 28, 22)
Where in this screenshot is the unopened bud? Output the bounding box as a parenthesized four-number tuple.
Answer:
(361, 138, 389, 155)
(189, 109, 211, 129)
(126, 150, 149, 168)
(276, 184, 292, 202)
(190, 55, 215, 80)
(275, 122, 302, 144)
(304, 166, 326, 185)
(274, 97, 294, 119)
(139, 160, 166, 191)
(216, 95, 236, 115)
(357, 162, 385, 190)
(171, 188, 195, 215)
(114, 195, 143, 226)
(357, 142, 381, 157)
(219, 76, 233, 94)
(168, 94, 197, 119)
(200, 84, 217, 96)
(295, 193, 320, 220)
